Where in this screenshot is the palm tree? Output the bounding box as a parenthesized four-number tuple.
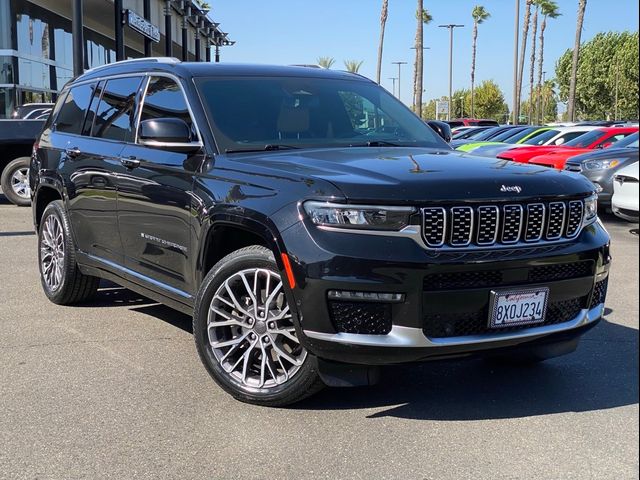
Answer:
(413, 5, 432, 118)
(317, 57, 335, 69)
(470, 5, 490, 118)
(344, 60, 364, 73)
(516, 0, 533, 123)
(567, 0, 587, 121)
(527, 1, 540, 124)
(536, 1, 560, 124)
(376, 0, 389, 84)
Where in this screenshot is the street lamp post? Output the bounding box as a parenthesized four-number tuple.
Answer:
(388, 77, 398, 97)
(391, 61, 408, 102)
(438, 24, 464, 121)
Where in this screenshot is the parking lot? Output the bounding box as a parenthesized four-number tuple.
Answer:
(0, 197, 637, 480)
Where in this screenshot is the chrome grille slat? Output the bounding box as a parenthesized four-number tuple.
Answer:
(525, 203, 545, 242)
(450, 207, 474, 246)
(421, 199, 585, 249)
(566, 201, 584, 238)
(501, 205, 524, 244)
(476, 206, 499, 245)
(546, 202, 566, 240)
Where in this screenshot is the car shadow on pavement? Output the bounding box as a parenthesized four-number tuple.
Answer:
(295, 319, 639, 420)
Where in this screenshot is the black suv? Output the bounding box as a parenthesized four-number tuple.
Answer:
(31, 59, 610, 406)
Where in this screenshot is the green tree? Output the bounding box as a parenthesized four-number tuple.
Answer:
(521, 79, 558, 124)
(556, 31, 638, 120)
(317, 57, 335, 69)
(343, 60, 364, 73)
(567, 0, 587, 121)
(470, 5, 491, 118)
(536, 1, 561, 124)
(413, 5, 433, 117)
(452, 88, 471, 118)
(376, 0, 389, 84)
(473, 80, 507, 121)
(527, 1, 543, 124)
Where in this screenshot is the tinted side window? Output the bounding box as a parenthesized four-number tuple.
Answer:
(139, 77, 195, 140)
(81, 81, 105, 136)
(92, 76, 143, 142)
(55, 83, 95, 134)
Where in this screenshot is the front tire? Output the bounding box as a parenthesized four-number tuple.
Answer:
(38, 200, 100, 304)
(1, 157, 31, 206)
(193, 245, 324, 406)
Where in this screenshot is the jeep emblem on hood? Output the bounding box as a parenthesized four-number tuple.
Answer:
(500, 185, 522, 193)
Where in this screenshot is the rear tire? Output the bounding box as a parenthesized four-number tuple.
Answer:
(1, 157, 31, 206)
(193, 245, 324, 406)
(38, 200, 100, 305)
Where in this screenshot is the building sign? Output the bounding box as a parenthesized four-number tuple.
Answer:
(436, 100, 449, 115)
(124, 10, 160, 43)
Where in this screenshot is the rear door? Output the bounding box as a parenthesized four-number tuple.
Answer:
(117, 75, 204, 298)
(53, 81, 126, 264)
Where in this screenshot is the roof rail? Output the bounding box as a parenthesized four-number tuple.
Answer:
(82, 57, 181, 76)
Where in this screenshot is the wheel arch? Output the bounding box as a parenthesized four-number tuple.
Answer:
(33, 183, 64, 230)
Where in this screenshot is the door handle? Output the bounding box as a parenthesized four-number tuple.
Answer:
(120, 156, 140, 169)
(65, 147, 81, 159)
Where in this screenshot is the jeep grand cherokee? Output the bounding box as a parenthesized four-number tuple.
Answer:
(30, 58, 610, 406)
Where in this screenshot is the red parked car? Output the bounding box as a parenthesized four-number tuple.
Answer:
(446, 118, 499, 128)
(497, 127, 639, 165)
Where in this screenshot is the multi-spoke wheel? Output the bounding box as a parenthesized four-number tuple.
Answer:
(1, 157, 32, 206)
(40, 215, 65, 292)
(37, 200, 100, 304)
(194, 245, 324, 406)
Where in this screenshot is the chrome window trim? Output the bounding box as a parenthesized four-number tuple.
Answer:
(304, 303, 604, 348)
(501, 204, 524, 244)
(524, 203, 545, 242)
(476, 205, 500, 245)
(566, 200, 585, 238)
(449, 206, 474, 247)
(421, 207, 447, 247)
(546, 202, 566, 240)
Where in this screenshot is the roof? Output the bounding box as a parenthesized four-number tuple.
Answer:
(74, 59, 371, 84)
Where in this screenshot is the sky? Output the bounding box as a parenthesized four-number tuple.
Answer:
(210, 0, 639, 110)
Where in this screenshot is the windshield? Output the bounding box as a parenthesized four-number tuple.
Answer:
(615, 132, 639, 148)
(522, 129, 560, 145)
(564, 129, 605, 147)
(197, 76, 447, 152)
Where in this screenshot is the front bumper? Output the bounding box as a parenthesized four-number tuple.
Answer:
(281, 218, 610, 365)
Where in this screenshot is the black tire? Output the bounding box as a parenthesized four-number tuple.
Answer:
(193, 245, 324, 406)
(38, 200, 100, 305)
(1, 157, 31, 206)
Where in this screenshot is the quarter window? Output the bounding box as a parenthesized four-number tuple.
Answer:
(92, 76, 143, 142)
(138, 77, 195, 141)
(55, 83, 95, 135)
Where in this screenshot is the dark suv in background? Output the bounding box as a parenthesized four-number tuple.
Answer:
(31, 58, 610, 406)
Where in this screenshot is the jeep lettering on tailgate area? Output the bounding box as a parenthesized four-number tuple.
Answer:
(30, 58, 610, 406)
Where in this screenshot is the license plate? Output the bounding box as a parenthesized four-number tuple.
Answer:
(489, 288, 549, 328)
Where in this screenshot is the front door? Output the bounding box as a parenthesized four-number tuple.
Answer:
(116, 75, 203, 298)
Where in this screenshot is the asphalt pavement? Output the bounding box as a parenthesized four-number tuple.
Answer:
(0, 196, 637, 480)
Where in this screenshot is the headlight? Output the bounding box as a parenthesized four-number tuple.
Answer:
(583, 159, 621, 170)
(583, 194, 598, 226)
(303, 201, 415, 231)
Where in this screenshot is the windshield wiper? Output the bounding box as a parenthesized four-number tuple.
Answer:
(225, 144, 300, 154)
(349, 140, 402, 147)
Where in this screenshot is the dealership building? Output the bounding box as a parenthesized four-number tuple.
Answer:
(0, 0, 232, 118)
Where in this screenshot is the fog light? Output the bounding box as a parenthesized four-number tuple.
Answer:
(327, 290, 405, 303)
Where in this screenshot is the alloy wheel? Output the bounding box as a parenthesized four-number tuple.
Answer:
(207, 268, 306, 389)
(40, 215, 65, 291)
(10, 167, 30, 199)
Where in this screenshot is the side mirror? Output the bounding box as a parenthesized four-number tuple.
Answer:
(426, 120, 452, 143)
(138, 118, 202, 152)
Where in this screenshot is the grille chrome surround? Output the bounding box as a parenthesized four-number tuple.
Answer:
(421, 199, 586, 250)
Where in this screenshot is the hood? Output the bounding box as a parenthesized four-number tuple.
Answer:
(565, 147, 639, 165)
(223, 147, 596, 203)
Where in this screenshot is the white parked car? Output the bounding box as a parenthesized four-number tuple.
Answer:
(612, 162, 639, 222)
